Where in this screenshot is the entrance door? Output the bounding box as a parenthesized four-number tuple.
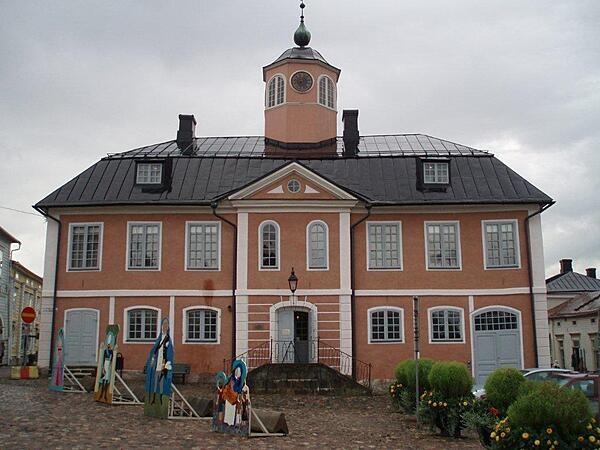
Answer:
(64, 309, 98, 365)
(276, 308, 310, 363)
(294, 311, 309, 363)
(473, 309, 521, 385)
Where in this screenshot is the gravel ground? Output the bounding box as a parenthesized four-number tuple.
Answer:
(0, 368, 483, 449)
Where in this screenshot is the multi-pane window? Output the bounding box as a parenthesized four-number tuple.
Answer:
(318, 76, 335, 109)
(187, 222, 219, 270)
(423, 162, 449, 184)
(128, 223, 160, 270)
(260, 222, 279, 269)
(430, 308, 463, 342)
(136, 162, 163, 184)
(474, 310, 518, 331)
(370, 308, 403, 342)
(307, 221, 328, 269)
(426, 222, 460, 269)
(484, 221, 519, 268)
(186, 309, 218, 342)
(69, 224, 101, 270)
(266, 75, 285, 108)
(127, 308, 158, 341)
(368, 222, 401, 269)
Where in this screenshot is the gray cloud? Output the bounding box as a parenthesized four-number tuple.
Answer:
(1, 1, 598, 278)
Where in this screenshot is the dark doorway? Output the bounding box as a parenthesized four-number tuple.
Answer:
(294, 311, 309, 363)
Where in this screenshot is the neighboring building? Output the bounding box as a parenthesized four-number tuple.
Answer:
(34, 8, 553, 384)
(9, 261, 42, 365)
(0, 226, 20, 365)
(547, 259, 600, 371)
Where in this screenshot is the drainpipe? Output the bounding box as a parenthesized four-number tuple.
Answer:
(350, 203, 371, 379)
(211, 201, 237, 361)
(524, 201, 554, 367)
(33, 206, 61, 374)
(7, 243, 21, 365)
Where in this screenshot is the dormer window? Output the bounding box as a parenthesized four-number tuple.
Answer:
(424, 161, 449, 184)
(266, 74, 285, 108)
(318, 75, 335, 109)
(417, 158, 450, 191)
(136, 162, 163, 185)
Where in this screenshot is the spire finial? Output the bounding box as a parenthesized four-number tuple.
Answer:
(294, 1, 311, 47)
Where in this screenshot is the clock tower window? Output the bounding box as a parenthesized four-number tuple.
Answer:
(318, 75, 335, 109)
(266, 74, 285, 108)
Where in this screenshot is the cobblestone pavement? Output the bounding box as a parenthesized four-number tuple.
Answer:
(0, 368, 483, 449)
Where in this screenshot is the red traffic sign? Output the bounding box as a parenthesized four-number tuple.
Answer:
(21, 307, 36, 324)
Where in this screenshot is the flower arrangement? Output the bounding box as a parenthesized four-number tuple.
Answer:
(418, 389, 474, 437)
(463, 398, 502, 448)
(388, 380, 404, 410)
(489, 417, 600, 449)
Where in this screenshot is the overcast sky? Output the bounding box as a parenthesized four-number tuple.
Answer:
(1, 1, 598, 279)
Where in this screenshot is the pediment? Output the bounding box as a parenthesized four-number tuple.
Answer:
(228, 162, 356, 201)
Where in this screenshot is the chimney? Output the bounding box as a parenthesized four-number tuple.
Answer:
(342, 110, 359, 157)
(586, 268, 597, 279)
(177, 114, 196, 155)
(559, 259, 573, 274)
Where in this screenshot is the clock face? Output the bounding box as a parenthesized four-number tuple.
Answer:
(291, 71, 313, 92)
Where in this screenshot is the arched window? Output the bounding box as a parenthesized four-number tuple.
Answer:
(266, 74, 285, 108)
(368, 307, 404, 343)
(259, 221, 279, 270)
(318, 75, 335, 109)
(307, 221, 328, 269)
(184, 307, 219, 343)
(428, 307, 464, 343)
(125, 307, 159, 342)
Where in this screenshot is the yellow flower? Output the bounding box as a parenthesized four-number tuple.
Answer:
(462, 401, 468, 406)
(428, 400, 432, 405)
(579, 436, 585, 442)
(590, 436, 597, 443)
(593, 418, 597, 424)
(506, 427, 511, 433)
(490, 432, 497, 439)
(534, 440, 540, 446)
(500, 432, 505, 438)
(553, 441, 558, 446)
(547, 440, 552, 446)
(522, 432, 530, 440)
(588, 424, 594, 430)
(546, 428, 553, 434)
(432, 402, 437, 407)
(495, 436, 500, 442)
(442, 402, 447, 407)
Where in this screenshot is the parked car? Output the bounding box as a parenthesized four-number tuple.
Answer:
(472, 368, 579, 398)
(551, 373, 600, 418)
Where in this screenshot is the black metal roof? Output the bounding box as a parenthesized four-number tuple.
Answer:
(35, 134, 553, 210)
(546, 271, 600, 293)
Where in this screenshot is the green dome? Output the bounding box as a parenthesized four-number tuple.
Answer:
(294, 21, 311, 47)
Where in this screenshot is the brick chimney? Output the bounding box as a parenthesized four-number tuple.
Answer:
(342, 109, 359, 157)
(559, 259, 573, 274)
(177, 114, 196, 155)
(586, 268, 597, 279)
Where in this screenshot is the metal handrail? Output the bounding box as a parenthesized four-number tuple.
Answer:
(223, 338, 372, 390)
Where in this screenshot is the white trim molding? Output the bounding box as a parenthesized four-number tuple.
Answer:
(57, 289, 233, 298)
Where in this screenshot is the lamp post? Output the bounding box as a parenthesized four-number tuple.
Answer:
(288, 268, 298, 303)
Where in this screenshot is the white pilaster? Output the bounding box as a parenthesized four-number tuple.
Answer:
(109, 297, 115, 324)
(339, 212, 351, 291)
(236, 213, 249, 356)
(169, 296, 175, 336)
(38, 218, 59, 369)
(528, 213, 551, 367)
(236, 296, 249, 356)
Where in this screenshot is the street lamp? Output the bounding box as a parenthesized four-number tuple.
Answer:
(288, 268, 298, 297)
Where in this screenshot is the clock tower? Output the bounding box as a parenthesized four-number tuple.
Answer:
(263, 2, 341, 156)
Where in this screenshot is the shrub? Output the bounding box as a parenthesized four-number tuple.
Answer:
(484, 367, 525, 414)
(490, 381, 597, 449)
(428, 361, 473, 399)
(391, 358, 435, 413)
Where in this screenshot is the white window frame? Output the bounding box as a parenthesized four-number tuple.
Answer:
(126, 221, 162, 271)
(67, 223, 103, 272)
(258, 220, 280, 271)
(366, 221, 403, 271)
(306, 220, 329, 271)
(185, 221, 221, 271)
(265, 74, 286, 108)
(423, 161, 449, 184)
(428, 306, 465, 344)
(367, 306, 405, 344)
(424, 221, 462, 270)
(182, 306, 221, 344)
(136, 162, 163, 185)
(123, 306, 161, 343)
(317, 75, 336, 110)
(482, 219, 521, 269)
